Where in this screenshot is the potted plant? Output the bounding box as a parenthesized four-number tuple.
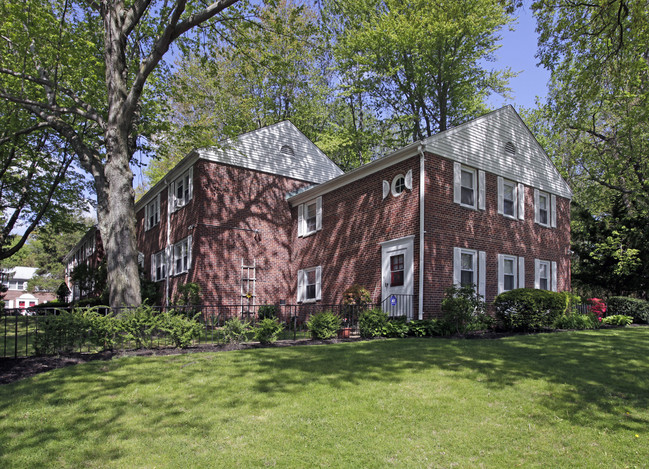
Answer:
(338, 317, 351, 338)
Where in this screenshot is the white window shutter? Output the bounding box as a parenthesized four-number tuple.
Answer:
(297, 269, 304, 302)
(188, 166, 194, 201)
(151, 254, 155, 280)
(551, 261, 558, 292)
(187, 235, 192, 270)
(405, 169, 413, 190)
(497, 177, 504, 214)
(478, 251, 486, 298)
(551, 195, 557, 228)
(453, 162, 461, 204)
(518, 183, 525, 220)
(315, 266, 322, 300)
(382, 180, 390, 199)
(478, 170, 486, 210)
(518, 257, 525, 288)
(316, 196, 322, 231)
(145, 203, 150, 230)
(168, 245, 174, 277)
(534, 259, 540, 289)
(453, 247, 461, 286)
(497, 254, 504, 294)
(297, 204, 304, 237)
(169, 182, 175, 214)
(534, 189, 540, 224)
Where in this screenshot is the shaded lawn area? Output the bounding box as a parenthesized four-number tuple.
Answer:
(0, 328, 648, 468)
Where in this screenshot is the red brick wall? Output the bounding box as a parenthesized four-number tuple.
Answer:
(137, 160, 308, 306)
(292, 157, 421, 307)
(422, 151, 571, 316)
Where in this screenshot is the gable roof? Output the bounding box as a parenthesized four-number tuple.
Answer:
(422, 106, 572, 199)
(289, 106, 572, 204)
(199, 121, 343, 184)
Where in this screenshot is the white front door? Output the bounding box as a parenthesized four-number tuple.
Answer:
(381, 236, 414, 319)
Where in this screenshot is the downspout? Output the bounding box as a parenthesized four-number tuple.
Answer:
(165, 178, 171, 307)
(418, 144, 425, 320)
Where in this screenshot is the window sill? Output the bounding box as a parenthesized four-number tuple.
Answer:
(502, 214, 517, 220)
(458, 203, 477, 211)
(300, 299, 319, 304)
(301, 230, 319, 238)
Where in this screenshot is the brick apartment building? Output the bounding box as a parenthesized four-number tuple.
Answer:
(67, 106, 572, 318)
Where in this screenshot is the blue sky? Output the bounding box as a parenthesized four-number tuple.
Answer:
(488, 6, 550, 111)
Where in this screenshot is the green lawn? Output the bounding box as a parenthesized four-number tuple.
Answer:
(1, 328, 648, 468)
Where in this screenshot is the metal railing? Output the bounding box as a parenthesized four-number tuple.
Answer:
(1, 296, 416, 358)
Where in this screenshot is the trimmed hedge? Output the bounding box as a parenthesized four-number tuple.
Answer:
(306, 311, 341, 340)
(606, 297, 649, 324)
(494, 288, 565, 331)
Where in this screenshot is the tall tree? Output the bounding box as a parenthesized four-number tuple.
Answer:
(533, 0, 649, 296)
(145, 0, 335, 186)
(0, 100, 87, 260)
(324, 0, 515, 146)
(0, 0, 242, 308)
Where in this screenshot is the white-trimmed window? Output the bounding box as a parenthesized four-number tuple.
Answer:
(498, 254, 526, 293)
(535, 259, 557, 291)
(169, 167, 193, 213)
(498, 177, 525, 220)
(453, 247, 486, 297)
(392, 174, 406, 197)
(297, 196, 322, 237)
(453, 163, 485, 210)
(152, 250, 166, 282)
(173, 236, 192, 276)
(297, 266, 322, 302)
(145, 194, 160, 230)
(138, 252, 145, 269)
(534, 189, 557, 228)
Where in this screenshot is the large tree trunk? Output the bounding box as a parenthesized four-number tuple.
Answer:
(101, 2, 141, 309)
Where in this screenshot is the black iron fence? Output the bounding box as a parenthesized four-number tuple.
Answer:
(1, 294, 416, 358)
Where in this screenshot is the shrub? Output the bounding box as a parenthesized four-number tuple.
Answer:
(159, 312, 202, 348)
(34, 308, 89, 355)
(119, 305, 160, 349)
(587, 298, 606, 319)
(223, 317, 250, 344)
(84, 308, 120, 350)
(342, 284, 371, 307)
(553, 312, 599, 330)
(493, 288, 565, 331)
(407, 319, 451, 337)
(441, 285, 486, 334)
(467, 311, 496, 332)
(358, 308, 388, 338)
(306, 311, 341, 340)
(601, 314, 633, 326)
(606, 297, 649, 324)
(257, 304, 277, 320)
(558, 291, 582, 314)
(384, 317, 409, 338)
(172, 282, 202, 319)
(254, 318, 284, 344)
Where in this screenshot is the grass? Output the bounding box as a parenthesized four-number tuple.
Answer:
(1, 315, 39, 358)
(1, 328, 648, 467)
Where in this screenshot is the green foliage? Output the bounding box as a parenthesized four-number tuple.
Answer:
(325, 0, 515, 147)
(342, 284, 371, 306)
(532, 1, 649, 297)
(306, 311, 342, 340)
(494, 288, 565, 331)
(601, 315, 633, 327)
(172, 282, 202, 319)
(606, 297, 649, 324)
(257, 304, 278, 321)
(34, 309, 89, 355)
(358, 308, 388, 339)
(158, 312, 202, 348)
(119, 305, 160, 349)
(223, 318, 250, 344)
(441, 285, 487, 334)
(71, 259, 108, 301)
(407, 319, 450, 337)
(383, 317, 409, 338)
(553, 312, 599, 330)
(254, 318, 284, 345)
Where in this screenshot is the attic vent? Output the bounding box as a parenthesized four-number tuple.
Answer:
(280, 145, 294, 156)
(505, 141, 516, 156)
